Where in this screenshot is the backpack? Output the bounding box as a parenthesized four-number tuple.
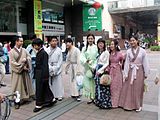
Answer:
(0, 46, 4, 57)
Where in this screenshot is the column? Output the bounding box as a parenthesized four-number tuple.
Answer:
(157, 13, 160, 45)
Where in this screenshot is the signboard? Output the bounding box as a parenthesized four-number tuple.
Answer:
(34, 0, 42, 34)
(83, 4, 102, 31)
(42, 23, 65, 36)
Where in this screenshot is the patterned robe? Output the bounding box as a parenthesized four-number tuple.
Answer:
(109, 52, 123, 108)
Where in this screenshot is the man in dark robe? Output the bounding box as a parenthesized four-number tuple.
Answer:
(32, 38, 56, 112)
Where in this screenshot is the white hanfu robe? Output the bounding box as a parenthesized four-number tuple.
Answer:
(46, 46, 64, 98)
(65, 46, 81, 97)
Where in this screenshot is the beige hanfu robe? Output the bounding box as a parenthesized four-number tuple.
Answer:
(65, 46, 81, 97)
(119, 47, 150, 110)
(10, 47, 34, 100)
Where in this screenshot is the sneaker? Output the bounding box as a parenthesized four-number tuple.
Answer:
(136, 107, 142, 112)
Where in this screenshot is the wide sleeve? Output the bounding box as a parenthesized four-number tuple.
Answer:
(80, 47, 87, 65)
(97, 51, 110, 74)
(76, 48, 82, 74)
(142, 51, 150, 77)
(123, 51, 130, 78)
(52, 50, 63, 75)
(9, 50, 25, 73)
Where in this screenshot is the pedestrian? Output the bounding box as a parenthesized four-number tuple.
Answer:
(3, 42, 10, 74)
(61, 39, 66, 61)
(94, 38, 112, 109)
(109, 40, 123, 108)
(32, 38, 56, 112)
(26, 34, 37, 92)
(65, 38, 82, 101)
(9, 37, 34, 109)
(46, 36, 64, 101)
(0, 42, 7, 87)
(80, 34, 98, 104)
(119, 35, 150, 112)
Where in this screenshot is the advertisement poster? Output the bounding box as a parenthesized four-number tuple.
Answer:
(34, 0, 42, 34)
(83, 4, 102, 31)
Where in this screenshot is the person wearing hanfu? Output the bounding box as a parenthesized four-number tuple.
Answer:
(65, 38, 82, 101)
(32, 38, 56, 112)
(109, 40, 123, 108)
(119, 35, 150, 112)
(94, 38, 112, 109)
(80, 34, 98, 104)
(10, 37, 34, 109)
(46, 36, 64, 101)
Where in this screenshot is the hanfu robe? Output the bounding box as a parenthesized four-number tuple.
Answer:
(35, 48, 54, 106)
(80, 45, 98, 99)
(119, 47, 150, 110)
(46, 46, 64, 99)
(65, 46, 81, 97)
(10, 47, 34, 100)
(109, 52, 123, 108)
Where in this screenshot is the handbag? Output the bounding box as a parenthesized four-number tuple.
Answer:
(0, 56, 7, 63)
(76, 74, 83, 90)
(100, 74, 112, 86)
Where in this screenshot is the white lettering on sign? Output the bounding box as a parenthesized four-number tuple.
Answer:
(42, 23, 65, 35)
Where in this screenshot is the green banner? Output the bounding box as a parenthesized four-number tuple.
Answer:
(34, 0, 42, 34)
(83, 4, 102, 31)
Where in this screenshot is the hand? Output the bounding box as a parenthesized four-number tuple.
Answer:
(0, 93, 5, 102)
(22, 58, 27, 63)
(123, 76, 128, 82)
(23, 66, 29, 71)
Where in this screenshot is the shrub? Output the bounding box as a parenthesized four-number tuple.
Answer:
(23, 40, 32, 48)
(150, 46, 160, 51)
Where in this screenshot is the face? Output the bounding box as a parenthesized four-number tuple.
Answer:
(98, 42, 104, 50)
(110, 41, 115, 51)
(130, 37, 138, 48)
(33, 44, 41, 51)
(16, 38, 23, 47)
(87, 36, 94, 45)
(66, 42, 72, 49)
(50, 38, 58, 48)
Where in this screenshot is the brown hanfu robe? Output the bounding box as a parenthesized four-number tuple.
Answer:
(35, 48, 54, 106)
(10, 47, 34, 100)
(119, 47, 150, 110)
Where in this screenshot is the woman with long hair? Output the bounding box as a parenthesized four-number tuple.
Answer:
(94, 38, 112, 109)
(109, 40, 123, 108)
(80, 34, 98, 104)
(119, 35, 150, 111)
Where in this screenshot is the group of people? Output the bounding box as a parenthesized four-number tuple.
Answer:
(80, 34, 150, 112)
(0, 41, 11, 87)
(1, 33, 150, 113)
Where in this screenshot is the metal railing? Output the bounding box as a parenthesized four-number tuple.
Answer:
(108, 0, 160, 10)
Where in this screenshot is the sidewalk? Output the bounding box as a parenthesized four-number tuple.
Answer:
(0, 51, 159, 120)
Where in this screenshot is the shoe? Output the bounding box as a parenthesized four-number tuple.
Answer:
(33, 107, 42, 112)
(76, 98, 81, 102)
(0, 83, 6, 87)
(14, 102, 20, 109)
(58, 97, 63, 101)
(136, 107, 142, 112)
(87, 100, 93, 104)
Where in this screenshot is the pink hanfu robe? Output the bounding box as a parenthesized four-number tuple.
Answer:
(109, 52, 123, 108)
(119, 47, 150, 110)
